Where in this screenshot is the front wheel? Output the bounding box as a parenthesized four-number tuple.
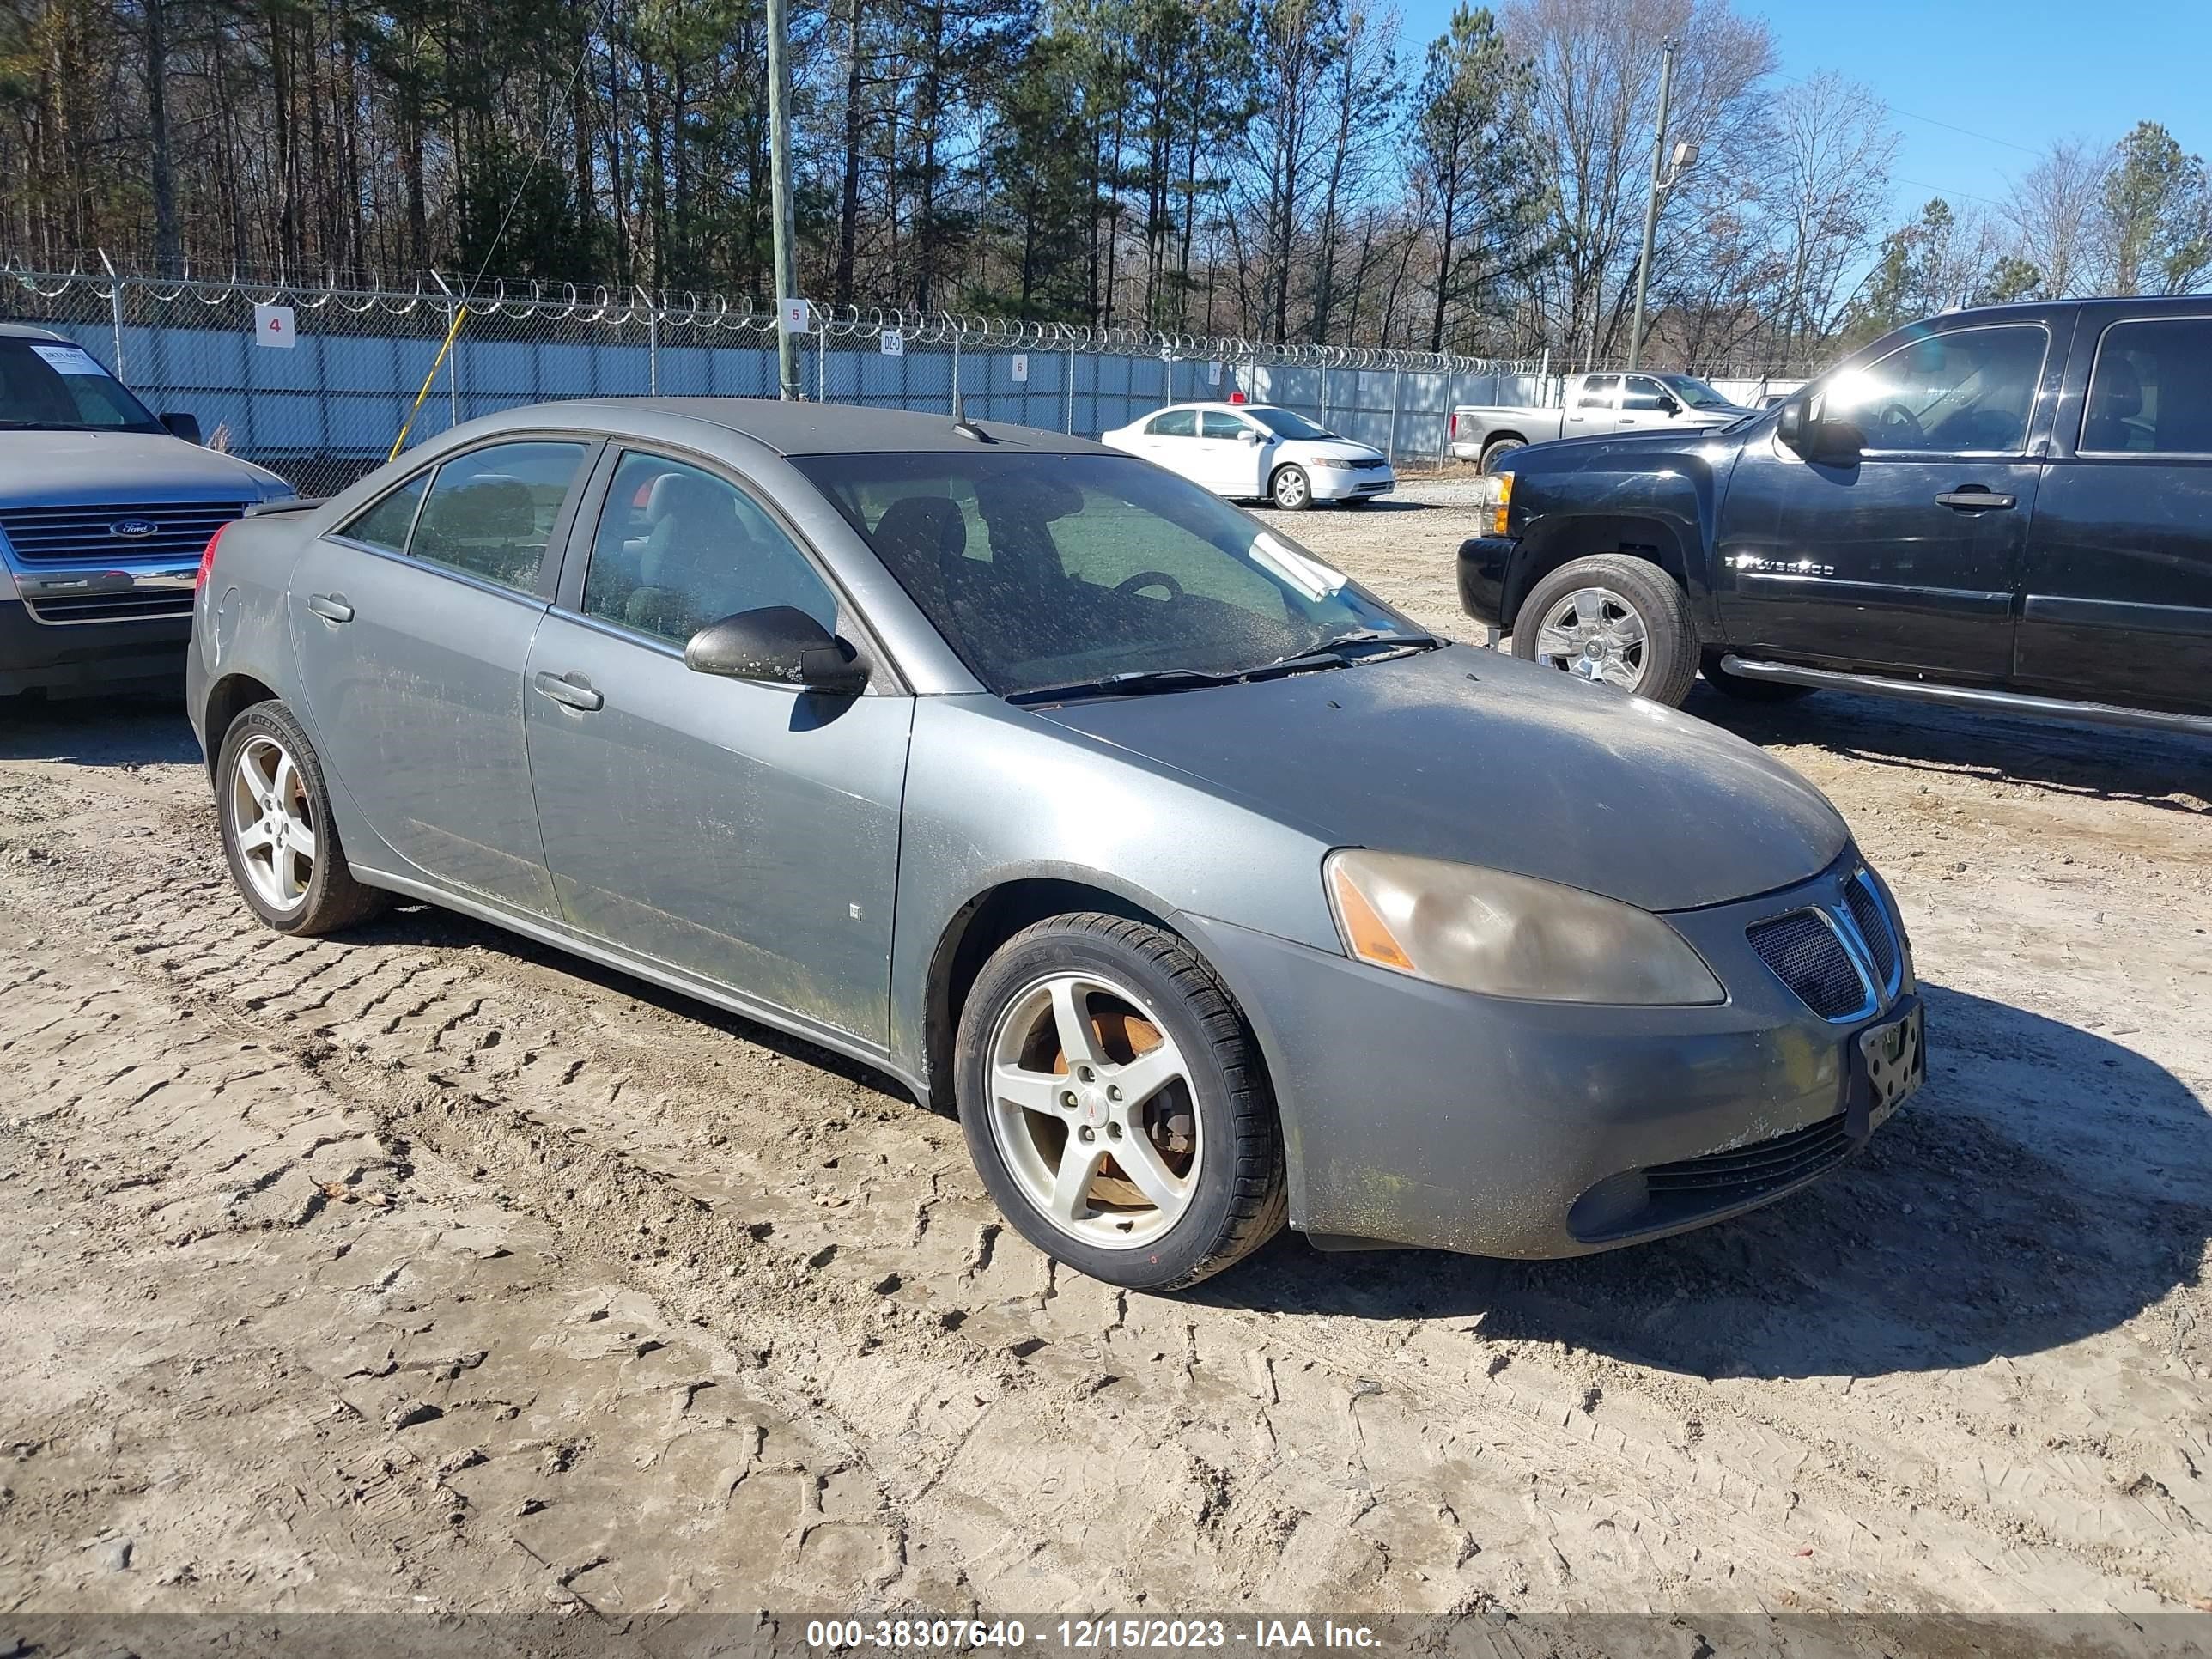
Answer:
(1269, 465, 1312, 511)
(1511, 554, 1698, 706)
(955, 914, 1287, 1291)
(1480, 437, 1526, 475)
(216, 700, 389, 935)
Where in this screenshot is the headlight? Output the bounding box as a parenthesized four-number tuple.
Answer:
(1310, 457, 1354, 469)
(1474, 471, 1513, 535)
(1325, 849, 1723, 1005)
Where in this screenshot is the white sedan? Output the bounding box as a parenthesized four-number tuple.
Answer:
(1100, 402, 1395, 511)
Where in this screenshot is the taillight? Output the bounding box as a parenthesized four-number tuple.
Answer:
(1449, 412, 1458, 441)
(195, 521, 229, 593)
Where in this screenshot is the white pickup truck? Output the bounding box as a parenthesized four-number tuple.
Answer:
(1449, 371, 1754, 472)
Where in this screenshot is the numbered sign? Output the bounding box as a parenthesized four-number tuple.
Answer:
(1208, 360, 1223, 386)
(879, 329, 905, 357)
(253, 303, 297, 349)
(779, 296, 815, 335)
(1010, 353, 1029, 384)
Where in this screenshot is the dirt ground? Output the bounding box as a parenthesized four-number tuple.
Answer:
(3, 478, 2210, 1625)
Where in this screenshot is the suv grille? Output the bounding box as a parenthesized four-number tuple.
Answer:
(22, 590, 195, 625)
(1746, 911, 1865, 1018)
(0, 501, 246, 565)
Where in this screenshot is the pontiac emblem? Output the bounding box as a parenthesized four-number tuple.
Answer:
(110, 519, 159, 538)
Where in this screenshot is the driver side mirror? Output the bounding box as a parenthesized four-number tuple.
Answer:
(161, 411, 202, 445)
(1658, 393, 1681, 416)
(685, 606, 870, 696)
(1237, 428, 1261, 445)
(1777, 398, 1863, 464)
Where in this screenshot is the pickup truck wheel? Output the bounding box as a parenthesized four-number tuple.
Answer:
(1701, 653, 1817, 702)
(1269, 465, 1312, 511)
(1512, 555, 1698, 706)
(955, 914, 1287, 1291)
(1480, 437, 1526, 474)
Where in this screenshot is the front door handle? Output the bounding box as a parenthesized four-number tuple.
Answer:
(306, 592, 354, 623)
(533, 671, 604, 713)
(1936, 489, 2017, 511)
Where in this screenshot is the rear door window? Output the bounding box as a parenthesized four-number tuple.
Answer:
(2081, 317, 2212, 455)
(1576, 376, 1619, 410)
(408, 441, 586, 591)
(340, 472, 429, 554)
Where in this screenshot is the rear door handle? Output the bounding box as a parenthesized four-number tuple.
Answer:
(307, 592, 354, 623)
(533, 671, 604, 713)
(1936, 489, 2017, 511)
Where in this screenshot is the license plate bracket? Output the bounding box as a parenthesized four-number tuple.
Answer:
(1850, 1000, 1924, 1138)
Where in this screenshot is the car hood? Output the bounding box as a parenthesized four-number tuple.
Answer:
(0, 430, 287, 506)
(1288, 437, 1386, 462)
(1031, 643, 1849, 913)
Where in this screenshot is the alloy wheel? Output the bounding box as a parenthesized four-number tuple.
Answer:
(1533, 586, 1649, 691)
(984, 970, 1201, 1249)
(229, 733, 318, 912)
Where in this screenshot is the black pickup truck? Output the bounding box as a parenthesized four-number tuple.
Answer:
(1457, 296, 2212, 734)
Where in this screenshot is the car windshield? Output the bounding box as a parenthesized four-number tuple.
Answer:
(794, 451, 1427, 698)
(1660, 374, 1735, 410)
(1243, 406, 1340, 441)
(0, 338, 162, 432)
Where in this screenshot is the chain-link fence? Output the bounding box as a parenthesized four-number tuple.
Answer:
(2, 260, 1547, 497)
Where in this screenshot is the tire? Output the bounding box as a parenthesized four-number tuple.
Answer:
(1480, 437, 1527, 474)
(955, 913, 1287, 1291)
(1511, 554, 1698, 707)
(1701, 653, 1818, 702)
(216, 700, 389, 935)
(1269, 465, 1313, 511)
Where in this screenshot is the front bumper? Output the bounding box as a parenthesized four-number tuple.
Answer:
(1310, 466, 1395, 502)
(1457, 535, 1517, 627)
(1180, 860, 1918, 1259)
(0, 594, 191, 696)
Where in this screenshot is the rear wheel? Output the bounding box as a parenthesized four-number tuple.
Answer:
(1701, 652, 1818, 702)
(1480, 437, 1526, 474)
(1511, 554, 1698, 706)
(1269, 465, 1312, 511)
(216, 701, 388, 935)
(955, 914, 1286, 1291)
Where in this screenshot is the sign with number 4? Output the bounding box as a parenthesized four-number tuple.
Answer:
(253, 303, 297, 349)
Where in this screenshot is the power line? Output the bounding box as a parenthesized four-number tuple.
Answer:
(1771, 71, 2044, 159)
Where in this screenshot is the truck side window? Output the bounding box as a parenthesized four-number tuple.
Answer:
(1821, 325, 2047, 455)
(1622, 376, 1674, 411)
(2082, 318, 2212, 455)
(1576, 375, 1618, 410)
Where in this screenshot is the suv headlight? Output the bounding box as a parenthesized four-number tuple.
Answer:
(1325, 849, 1723, 1005)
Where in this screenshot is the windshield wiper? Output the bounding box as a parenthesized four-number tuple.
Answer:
(1245, 630, 1440, 680)
(1007, 666, 1245, 705)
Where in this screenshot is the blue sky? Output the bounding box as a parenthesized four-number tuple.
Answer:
(1398, 1, 2212, 225)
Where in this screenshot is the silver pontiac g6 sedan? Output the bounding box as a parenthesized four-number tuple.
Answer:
(187, 400, 1923, 1291)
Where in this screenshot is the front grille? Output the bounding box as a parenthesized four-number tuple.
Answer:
(0, 501, 246, 565)
(1346, 458, 1389, 471)
(1747, 910, 1866, 1018)
(1844, 876, 1899, 988)
(1644, 1112, 1854, 1200)
(23, 590, 195, 624)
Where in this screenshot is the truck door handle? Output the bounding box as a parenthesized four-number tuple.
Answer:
(1936, 489, 2016, 511)
(533, 671, 604, 712)
(306, 592, 354, 623)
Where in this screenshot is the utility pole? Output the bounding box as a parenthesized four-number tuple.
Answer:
(1626, 39, 1677, 372)
(766, 0, 801, 399)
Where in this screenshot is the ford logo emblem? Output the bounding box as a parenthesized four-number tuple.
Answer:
(110, 519, 159, 538)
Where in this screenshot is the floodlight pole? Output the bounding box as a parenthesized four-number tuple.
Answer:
(1626, 39, 1677, 372)
(766, 0, 801, 399)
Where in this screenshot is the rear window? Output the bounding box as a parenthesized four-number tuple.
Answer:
(407, 441, 586, 591)
(2082, 317, 2212, 455)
